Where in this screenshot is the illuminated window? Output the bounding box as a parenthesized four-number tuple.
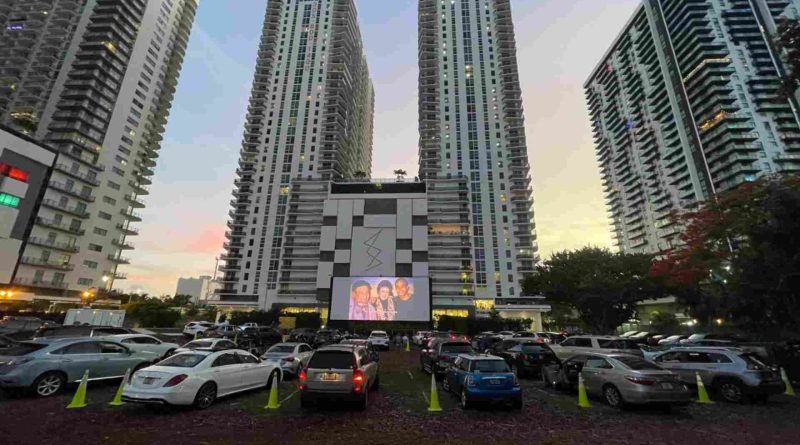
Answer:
(0, 193, 20, 208)
(0, 163, 28, 183)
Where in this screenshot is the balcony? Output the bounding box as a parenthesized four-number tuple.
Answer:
(12, 277, 68, 290)
(40, 199, 90, 218)
(111, 238, 134, 250)
(26, 237, 80, 253)
(107, 254, 131, 264)
(35, 217, 85, 235)
(120, 208, 142, 222)
(48, 180, 95, 202)
(19, 256, 75, 271)
(124, 194, 146, 208)
(116, 223, 139, 235)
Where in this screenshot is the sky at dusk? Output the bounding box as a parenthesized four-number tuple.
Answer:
(118, 0, 641, 296)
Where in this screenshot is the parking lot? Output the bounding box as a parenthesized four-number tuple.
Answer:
(1, 349, 799, 445)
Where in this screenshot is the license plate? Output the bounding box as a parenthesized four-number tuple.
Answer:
(143, 377, 155, 385)
(320, 372, 339, 381)
(487, 379, 503, 385)
(660, 383, 673, 390)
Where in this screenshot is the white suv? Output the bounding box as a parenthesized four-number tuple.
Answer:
(367, 331, 390, 350)
(549, 335, 644, 360)
(183, 321, 214, 338)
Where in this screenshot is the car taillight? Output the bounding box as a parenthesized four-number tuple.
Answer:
(467, 375, 476, 387)
(163, 374, 188, 387)
(625, 376, 655, 386)
(353, 370, 364, 392)
(535, 338, 544, 344)
(298, 369, 307, 390)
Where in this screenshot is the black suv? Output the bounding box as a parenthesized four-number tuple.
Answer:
(420, 339, 473, 375)
(488, 339, 559, 378)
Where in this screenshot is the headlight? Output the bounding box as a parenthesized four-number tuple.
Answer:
(4, 358, 33, 367)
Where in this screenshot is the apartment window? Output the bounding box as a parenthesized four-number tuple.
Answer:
(83, 260, 98, 269)
(98, 212, 112, 221)
(102, 196, 116, 205)
(108, 181, 121, 191)
(93, 227, 108, 236)
(88, 244, 103, 252)
(78, 278, 93, 286)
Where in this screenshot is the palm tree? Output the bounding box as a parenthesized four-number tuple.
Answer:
(393, 169, 407, 181)
(353, 171, 367, 181)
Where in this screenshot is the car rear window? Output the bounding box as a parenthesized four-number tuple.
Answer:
(159, 354, 207, 367)
(520, 344, 549, 353)
(308, 351, 354, 369)
(370, 332, 387, 338)
(472, 360, 510, 372)
(441, 343, 472, 353)
(614, 356, 663, 370)
(185, 341, 212, 349)
(741, 354, 768, 370)
(269, 345, 295, 353)
(3, 342, 46, 356)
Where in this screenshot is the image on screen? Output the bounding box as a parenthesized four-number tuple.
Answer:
(329, 277, 431, 322)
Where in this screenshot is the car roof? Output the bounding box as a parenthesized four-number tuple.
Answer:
(271, 342, 303, 347)
(318, 344, 360, 352)
(111, 334, 152, 339)
(458, 353, 504, 361)
(369, 330, 387, 334)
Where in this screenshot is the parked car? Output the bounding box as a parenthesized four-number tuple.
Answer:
(299, 344, 379, 409)
(658, 335, 688, 345)
(203, 325, 239, 339)
(32, 325, 135, 340)
(314, 330, 340, 348)
(472, 333, 503, 352)
(413, 331, 431, 346)
(512, 332, 550, 343)
(540, 332, 567, 345)
(423, 331, 452, 348)
(173, 338, 238, 354)
(421, 340, 473, 375)
(0, 338, 157, 397)
(495, 331, 516, 340)
(288, 328, 317, 344)
(367, 330, 390, 350)
(238, 326, 282, 350)
(490, 340, 559, 378)
(442, 354, 522, 409)
(123, 349, 281, 409)
(0, 334, 15, 351)
(109, 334, 180, 359)
(620, 331, 640, 338)
(0, 317, 44, 336)
(262, 342, 314, 377)
(629, 332, 663, 346)
(649, 347, 785, 403)
(240, 322, 258, 329)
(549, 335, 644, 360)
(183, 321, 214, 338)
(680, 333, 747, 345)
(339, 339, 380, 362)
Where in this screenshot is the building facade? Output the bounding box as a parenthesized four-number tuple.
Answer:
(217, 0, 375, 307)
(0, 126, 57, 289)
(585, 0, 800, 253)
(175, 275, 219, 305)
(418, 0, 538, 304)
(0, 0, 198, 300)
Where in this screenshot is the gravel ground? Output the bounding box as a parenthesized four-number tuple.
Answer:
(1, 351, 799, 445)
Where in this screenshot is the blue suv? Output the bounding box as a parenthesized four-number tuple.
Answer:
(442, 354, 522, 409)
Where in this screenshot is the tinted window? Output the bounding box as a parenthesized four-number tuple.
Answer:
(269, 345, 296, 353)
(472, 360, 510, 372)
(3, 342, 46, 356)
(132, 336, 159, 344)
(614, 356, 663, 370)
(441, 343, 472, 353)
(708, 353, 733, 364)
(212, 353, 239, 367)
(686, 352, 713, 363)
(585, 358, 612, 369)
(60, 342, 101, 354)
(217, 341, 236, 349)
(160, 354, 207, 368)
(185, 341, 212, 349)
(656, 352, 683, 363)
(238, 353, 259, 364)
(598, 339, 639, 350)
(308, 351, 354, 369)
(100, 343, 127, 354)
(573, 338, 593, 347)
(560, 338, 576, 347)
(299, 345, 312, 353)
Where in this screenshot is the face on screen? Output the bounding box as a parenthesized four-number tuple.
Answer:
(378, 285, 392, 301)
(395, 279, 410, 300)
(332, 277, 429, 322)
(353, 285, 370, 306)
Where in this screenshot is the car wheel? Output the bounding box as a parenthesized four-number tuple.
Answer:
(358, 387, 369, 411)
(267, 370, 280, 389)
(717, 380, 745, 403)
(460, 388, 472, 409)
(32, 372, 65, 398)
(442, 376, 451, 393)
(193, 382, 217, 409)
(603, 385, 624, 409)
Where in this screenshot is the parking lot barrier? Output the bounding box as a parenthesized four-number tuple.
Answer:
(109, 369, 130, 406)
(66, 370, 90, 409)
(194, 331, 200, 340)
(428, 373, 442, 412)
(577, 373, 591, 409)
(695, 372, 713, 404)
(265, 379, 281, 409)
(781, 368, 796, 396)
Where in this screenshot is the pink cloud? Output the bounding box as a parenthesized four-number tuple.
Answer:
(184, 224, 227, 254)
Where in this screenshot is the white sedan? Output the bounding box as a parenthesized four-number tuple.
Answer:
(261, 342, 313, 376)
(122, 349, 282, 409)
(173, 338, 238, 354)
(111, 334, 180, 359)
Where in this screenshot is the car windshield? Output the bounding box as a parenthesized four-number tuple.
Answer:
(158, 354, 208, 368)
(269, 345, 295, 353)
(520, 344, 548, 353)
(184, 341, 213, 349)
(614, 356, 663, 370)
(2, 342, 46, 356)
(0, 319, 29, 329)
(441, 343, 472, 353)
(308, 351, 353, 369)
(472, 360, 510, 373)
(370, 333, 387, 337)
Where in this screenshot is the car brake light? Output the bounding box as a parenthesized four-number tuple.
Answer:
(163, 374, 188, 387)
(625, 376, 655, 386)
(298, 369, 307, 390)
(535, 338, 544, 343)
(467, 375, 476, 387)
(353, 370, 364, 392)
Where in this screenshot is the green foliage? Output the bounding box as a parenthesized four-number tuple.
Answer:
(294, 312, 322, 329)
(123, 298, 181, 328)
(169, 295, 193, 307)
(652, 176, 800, 337)
(228, 308, 281, 326)
(436, 315, 533, 335)
(776, 19, 800, 99)
(523, 247, 661, 334)
(647, 311, 680, 333)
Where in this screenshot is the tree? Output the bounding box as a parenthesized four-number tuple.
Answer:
(776, 19, 800, 99)
(522, 247, 661, 334)
(123, 298, 181, 328)
(169, 294, 193, 307)
(647, 311, 680, 333)
(393, 169, 407, 181)
(651, 176, 800, 336)
(353, 171, 367, 180)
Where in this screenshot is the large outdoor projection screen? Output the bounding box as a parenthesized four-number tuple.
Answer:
(330, 277, 431, 322)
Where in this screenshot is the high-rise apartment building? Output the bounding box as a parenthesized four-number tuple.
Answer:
(217, 0, 374, 309)
(586, 0, 800, 253)
(418, 0, 538, 302)
(0, 0, 198, 298)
